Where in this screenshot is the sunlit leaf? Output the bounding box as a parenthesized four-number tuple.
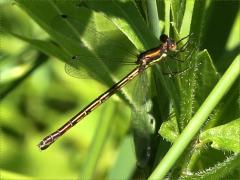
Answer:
(200, 118, 240, 153)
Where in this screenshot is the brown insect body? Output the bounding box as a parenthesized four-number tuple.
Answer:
(38, 34, 179, 150)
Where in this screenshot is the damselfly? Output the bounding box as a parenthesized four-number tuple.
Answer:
(38, 15, 191, 150)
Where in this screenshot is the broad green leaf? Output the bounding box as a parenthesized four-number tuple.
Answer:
(84, 0, 158, 50)
(180, 154, 240, 180)
(13, 1, 123, 84)
(12, 1, 143, 105)
(159, 115, 180, 142)
(199, 118, 240, 153)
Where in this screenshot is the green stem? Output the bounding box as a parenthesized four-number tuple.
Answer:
(164, 0, 171, 35)
(180, 0, 195, 36)
(148, 55, 240, 180)
(146, 0, 160, 38)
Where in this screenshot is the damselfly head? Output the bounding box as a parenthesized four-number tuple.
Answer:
(167, 40, 177, 51)
(160, 34, 177, 51)
(160, 34, 169, 43)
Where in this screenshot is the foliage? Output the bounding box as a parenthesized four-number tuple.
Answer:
(1, 0, 239, 179)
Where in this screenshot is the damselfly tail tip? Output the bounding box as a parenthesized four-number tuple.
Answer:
(37, 140, 48, 150)
(37, 135, 55, 150)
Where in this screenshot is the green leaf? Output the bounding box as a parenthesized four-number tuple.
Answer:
(199, 118, 240, 153)
(12, 1, 139, 105)
(3, 1, 240, 179)
(177, 49, 219, 130)
(84, 0, 158, 50)
(149, 52, 240, 180)
(13, 1, 119, 84)
(159, 115, 180, 143)
(180, 154, 240, 180)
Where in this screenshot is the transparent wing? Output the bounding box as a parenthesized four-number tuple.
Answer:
(64, 53, 136, 80)
(131, 72, 156, 168)
(51, 9, 138, 57)
(64, 63, 93, 79)
(50, 7, 139, 79)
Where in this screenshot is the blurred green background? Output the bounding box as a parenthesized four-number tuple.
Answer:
(1, 1, 134, 179)
(1, 0, 239, 179)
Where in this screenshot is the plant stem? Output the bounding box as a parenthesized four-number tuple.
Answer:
(164, 0, 170, 35)
(146, 0, 160, 38)
(148, 55, 240, 180)
(180, 0, 195, 37)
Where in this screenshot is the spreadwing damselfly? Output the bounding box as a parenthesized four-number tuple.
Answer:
(38, 13, 193, 150)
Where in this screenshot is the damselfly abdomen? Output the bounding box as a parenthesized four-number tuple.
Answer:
(38, 26, 190, 150)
